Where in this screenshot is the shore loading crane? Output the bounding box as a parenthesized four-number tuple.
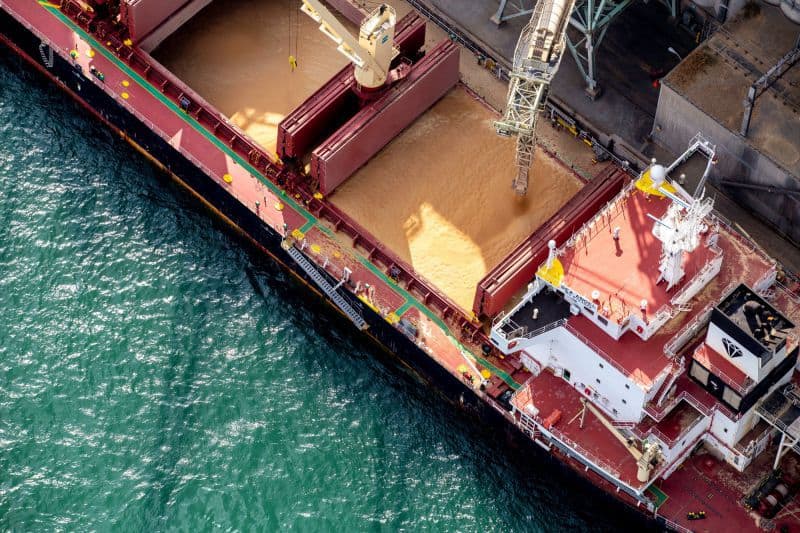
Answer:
(495, 0, 576, 195)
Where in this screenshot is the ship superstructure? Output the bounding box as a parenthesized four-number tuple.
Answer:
(492, 137, 800, 523)
(4, 1, 800, 531)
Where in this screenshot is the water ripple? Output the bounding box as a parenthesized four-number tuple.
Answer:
(0, 52, 654, 533)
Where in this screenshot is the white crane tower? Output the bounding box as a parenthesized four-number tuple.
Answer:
(300, 1, 398, 89)
(494, 0, 577, 195)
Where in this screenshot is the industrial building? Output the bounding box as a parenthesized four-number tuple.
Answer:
(653, 3, 800, 243)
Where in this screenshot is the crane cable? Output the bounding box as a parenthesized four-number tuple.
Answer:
(289, 4, 299, 72)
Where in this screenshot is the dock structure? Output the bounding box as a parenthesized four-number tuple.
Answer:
(653, 5, 800, 245)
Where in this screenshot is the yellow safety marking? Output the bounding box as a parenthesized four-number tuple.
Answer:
(222, 173, 233, 183)
(635, 168, 677, 198)
(38, 2, 62, 8)
(313, 192, 324, 200)
(274, 201, 284, 211)
(385, 312, 400, 324)
(333, 251, 342, 259)
(357, 293, 380, 314)
(86, 49, 95, 58)
(291, 229, 305, 240)
(537, 257, 564, 287)
(310, 244, 321, 254)
(122, 80, 130, 87)
(557, 118, 578, 136)
(457, 364, 469, 374)
(480, 369, 492, 379)
(40, 2, 522, 390)
(121, 92, 129, 99)
(123, 39, 133, 47)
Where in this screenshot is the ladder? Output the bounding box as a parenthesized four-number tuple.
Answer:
(38, 42, 54, 68)
(284, 243, 368, 331)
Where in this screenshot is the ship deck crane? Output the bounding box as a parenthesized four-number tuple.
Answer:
(495, 0, 577, 195)
(300, 1, 399, 90)
(579, 398, 662, 482)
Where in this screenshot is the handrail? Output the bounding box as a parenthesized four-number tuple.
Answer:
(647, 386, 739, 422)
(496, 318, 567, 342)
(669, 245, 724, 307)
(775, 280, 800, 303)
(646, 390, 712, 419)
(513, 385, 625, 482)
(61, 5, 488, 336)
(735, 424, 772, 455)
(710, 212, 775, 265)
(663, 282, 740, 359)
(491, 280, 543, 329)
(692, 344, 753, 396)
(564, 180, 636, 250)
(564, 321, 634, 380)
(647, 412, 707, 449)
(492, 310, 508, 327)
(547, 426, 623, 480)
(657, 516, 694, 533)
(664, 303, 714, 358)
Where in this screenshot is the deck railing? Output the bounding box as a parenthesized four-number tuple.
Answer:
(692, 344, 754, 396)
(669, 246, 723, 308)
(663, 303, 715, 358)
(645, 390, 712, 420)
(647, 412, 708, 450)
(563, 321, 635, 381)
(547, 426, 623, 480)
(496, 318, 568, 343)
(657, 516, 694, 533)
(58, 4, 492, 339)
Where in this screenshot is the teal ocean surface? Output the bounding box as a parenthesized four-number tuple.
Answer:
(0, 51, 651, 531)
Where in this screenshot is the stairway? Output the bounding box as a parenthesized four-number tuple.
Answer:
(284, 244, 368, 331)
(38, 42, 53, 68)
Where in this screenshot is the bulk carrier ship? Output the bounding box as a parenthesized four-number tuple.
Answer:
(3, 1, 800, 530)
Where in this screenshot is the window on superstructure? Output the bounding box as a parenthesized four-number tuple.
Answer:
(690, 361, 710, 386)
(563, 369, 571, 381)
(722, 386, 742, 410)
(622, 399, 627, 404)
(595, 378, 601, 384)
(597, 315, 608, 326)
(625, 384, 630, 389)
(599, 363, 604, 369)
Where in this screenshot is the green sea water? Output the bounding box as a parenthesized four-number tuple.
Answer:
(0, 51, 653, 532)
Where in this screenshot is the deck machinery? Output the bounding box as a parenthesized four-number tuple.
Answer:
(277, 4, 459, 195)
